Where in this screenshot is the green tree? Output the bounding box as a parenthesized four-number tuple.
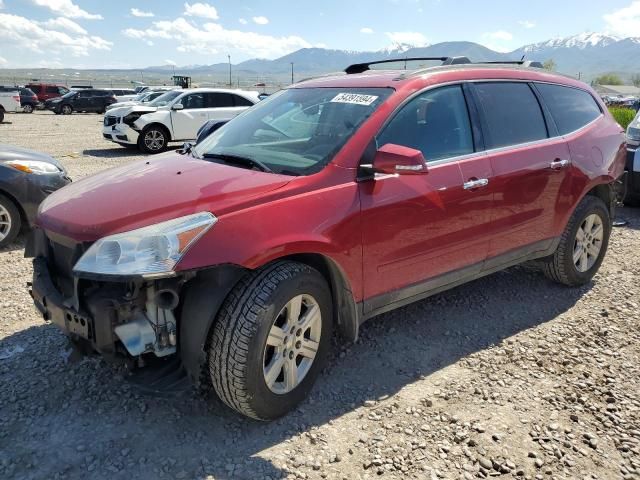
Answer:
(594, 74, 624, 86)
(631, 74, 640, 87)
(542, 59, 556, 71)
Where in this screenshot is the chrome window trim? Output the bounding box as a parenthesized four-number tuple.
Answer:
(373, 78, 604, 170)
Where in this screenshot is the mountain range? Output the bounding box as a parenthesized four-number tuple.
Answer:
(144, 33, 640, 81)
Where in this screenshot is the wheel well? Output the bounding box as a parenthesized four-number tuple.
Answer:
(279, 253, 360, 342)
(143, 122, 172, 141)
(585, 183, 614, 215)
(0, 189, 27, 228)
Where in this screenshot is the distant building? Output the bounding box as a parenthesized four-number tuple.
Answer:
(596, 84, 640, 96)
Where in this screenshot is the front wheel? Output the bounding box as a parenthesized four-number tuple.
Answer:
(23, 104, 34, 114)
(61, 105, 72, 115)
(542, 195, 611, 286)
(0, 194, 21, 248)
(208, 261, 332, 420)
(138, 126, 168, 154)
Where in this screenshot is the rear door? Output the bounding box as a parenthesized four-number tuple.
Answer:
(171, 92, 208, 140)
(74, 90, 91, 110)
(359, 84, 494, 313)
(204, 92, 236, 121)
(470, 81, 572, 260)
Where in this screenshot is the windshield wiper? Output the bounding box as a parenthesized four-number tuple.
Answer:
(202, 153, 273, 173)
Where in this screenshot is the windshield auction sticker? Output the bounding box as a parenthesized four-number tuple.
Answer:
(330, 93, 379, 106)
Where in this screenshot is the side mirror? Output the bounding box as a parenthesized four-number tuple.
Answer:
(373, 143, 428, 175)
(172, 103, 184, 111)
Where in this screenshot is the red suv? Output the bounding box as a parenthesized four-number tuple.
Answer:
(24, 83, 70, 105)
(28, 58, 625, 420)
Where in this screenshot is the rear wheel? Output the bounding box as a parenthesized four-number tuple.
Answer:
(0, 109, 4, 123)
(61, 104, 72, 115)
(138, 125, 169, 154)
(23, 104, 34, 114)
(541, 196, 610, 286)
(208, 261, 332, 420)
(0, 194, 21, 248)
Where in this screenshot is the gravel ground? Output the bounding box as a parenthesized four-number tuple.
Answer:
(0, 111, 639, 480)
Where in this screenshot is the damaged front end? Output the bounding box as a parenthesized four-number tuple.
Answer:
(29, 238, 187, 363)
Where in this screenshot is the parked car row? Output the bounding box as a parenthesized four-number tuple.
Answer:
(0, 86, 39, 113)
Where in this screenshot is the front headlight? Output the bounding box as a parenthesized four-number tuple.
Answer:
(5, 160, 61, 174)
(73, 212, 217, 277)
(123, 112, 143, 127)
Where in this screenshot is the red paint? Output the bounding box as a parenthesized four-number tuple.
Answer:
(38, 66, 625, 305)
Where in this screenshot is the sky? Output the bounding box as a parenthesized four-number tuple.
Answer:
(0, 0, 640, 69)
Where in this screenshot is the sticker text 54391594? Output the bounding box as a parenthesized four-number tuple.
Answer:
(330, 93, 379, 106)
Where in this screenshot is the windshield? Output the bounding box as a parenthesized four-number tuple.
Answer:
(61, 91, 77, 99)
(148, 90, 181, 107)
(193, 87, 392, 175)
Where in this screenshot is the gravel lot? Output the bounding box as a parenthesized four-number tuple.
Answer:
(1, 111, 639, 480)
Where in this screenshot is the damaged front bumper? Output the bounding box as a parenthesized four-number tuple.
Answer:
(28, 229, 184, 361)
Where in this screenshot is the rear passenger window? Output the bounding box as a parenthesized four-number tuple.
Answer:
(233, 95, 254, 107)
(535, 83, 601, 135)
(474, 82, 548, 149)
(206, 93, 234, 108)
(30, 85, 42, 94)
(45, 86, 59, 94)
(377, 85, 474, 162)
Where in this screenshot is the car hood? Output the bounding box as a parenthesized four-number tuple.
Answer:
(37, 152, 293, 242)
(108, 104, 159, 116)
(0, 144, 64, 170)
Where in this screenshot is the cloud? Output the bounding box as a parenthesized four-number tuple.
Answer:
(0, 13, 112, 57)
(360, 27, 374, 34)
(183, 2, 218, 20)
(123, 17, 311, 59)
(131, 8, 154, 18)
(0, 1, 4, 8)
(30, 0, 102, 19)
(0, 56, 7, 65)
(518, 20, 536, 29)
(385, 31, 429, 47)
(165, 59, 176, 65)
(42, 17, 87, 35)
(481, 30, 514, 52)
(252, 16, 269, 25)
(604, 1, 640, 37)
(239, 18, 247, 25)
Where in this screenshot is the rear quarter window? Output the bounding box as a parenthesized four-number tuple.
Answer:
(233, 95, 254, 107)
(474, 82, 548, 149)
(535, 83, 602, 135)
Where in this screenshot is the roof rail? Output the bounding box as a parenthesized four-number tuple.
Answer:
(344, 56, 471, 74)
(477, 60, 544, 68)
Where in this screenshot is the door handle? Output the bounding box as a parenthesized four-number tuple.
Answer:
(549, 159, 570, 170)
(463, 178, 489, 190)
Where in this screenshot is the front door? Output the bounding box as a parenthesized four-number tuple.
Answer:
(171, 92, 209, 140)
(359, 84, 494, 314)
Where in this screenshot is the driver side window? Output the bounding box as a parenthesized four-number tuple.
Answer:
(377, 85, 474, 162)
(179, 93, 205, 109)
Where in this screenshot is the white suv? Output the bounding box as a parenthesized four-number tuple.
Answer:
(102, 88, 260, 153)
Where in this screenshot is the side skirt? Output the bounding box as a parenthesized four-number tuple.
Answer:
(360, 237, 560, 322)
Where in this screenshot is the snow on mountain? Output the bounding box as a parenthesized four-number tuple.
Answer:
(522, 32, 620, 53)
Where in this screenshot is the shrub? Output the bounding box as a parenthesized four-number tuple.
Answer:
(609, 107, 636, 129)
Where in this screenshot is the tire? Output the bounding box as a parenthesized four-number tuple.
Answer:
(541, 195, 611, 286)
(61, 104, 72, 115)
(23, 104, 34, 114)
(0, 194, 21, 248)
(138, 125, 169, 154)
(0, 110, 4, 123)
(208, 261, 332, 420)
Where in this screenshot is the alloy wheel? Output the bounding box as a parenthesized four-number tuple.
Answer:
(263, 294, 322, 394)
(144, 130, 165, 151)
(62, 105, 72, 115)
(573, 213, 604, 273)
(23, 104, 34, 113)
(0, 204, 12, 243)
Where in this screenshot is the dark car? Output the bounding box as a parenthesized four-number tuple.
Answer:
(0, 145, 70, 247)
(0, 87, 38, 113)
(46, 89, 117, 115)
(28, 58, 624, 420)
